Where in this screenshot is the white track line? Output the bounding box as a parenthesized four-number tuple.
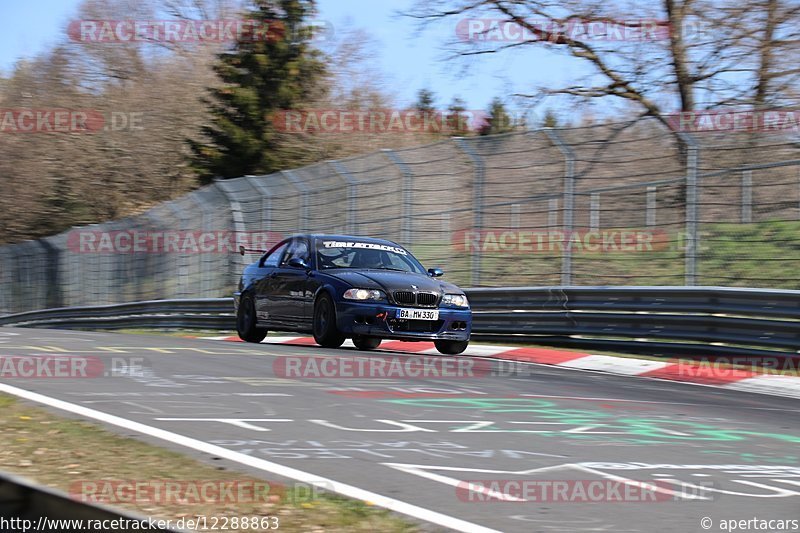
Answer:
(0, 383, 499, 533)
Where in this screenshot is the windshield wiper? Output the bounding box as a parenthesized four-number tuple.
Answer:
(373, 266, 407, 272)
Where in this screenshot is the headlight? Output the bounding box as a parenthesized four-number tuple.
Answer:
(442, 293, 469, 308)
(343, 288, 386, 301)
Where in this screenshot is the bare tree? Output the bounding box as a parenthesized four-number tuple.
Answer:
(0, 2, 409, 244)
(408, 0, 800, 127)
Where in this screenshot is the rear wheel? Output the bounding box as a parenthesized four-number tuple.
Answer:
(313, 293, 346, 348)
(237, 295, 267, 343)
(353, 335, 382, 351)
(434, 339, 469, 355)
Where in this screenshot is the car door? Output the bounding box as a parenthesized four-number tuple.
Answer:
(254, 241, 289, 323)
(267, 237, 312, 327)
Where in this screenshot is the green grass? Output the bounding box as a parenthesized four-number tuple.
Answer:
(408, 220, 800, 289)
(697, 220, 800, 287)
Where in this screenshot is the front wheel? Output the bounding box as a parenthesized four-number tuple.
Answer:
(353, 335, 382, 351)
(237, 295, 268, 343)
(434, 339, 469, 355)
(313, 293, 346, 348)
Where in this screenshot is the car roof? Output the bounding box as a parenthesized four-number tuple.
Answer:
(302, 234, 404, 247)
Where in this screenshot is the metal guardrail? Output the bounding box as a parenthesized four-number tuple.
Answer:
(0, 471, 182, 532)
(1, 287, 798, 359)
(467, 286, 800, 359)
(0, 299, 233, 330)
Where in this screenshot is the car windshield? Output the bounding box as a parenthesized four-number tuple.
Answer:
(316, 240, 426, 274)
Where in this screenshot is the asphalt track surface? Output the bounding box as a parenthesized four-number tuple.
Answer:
(1, 328, 799, 533)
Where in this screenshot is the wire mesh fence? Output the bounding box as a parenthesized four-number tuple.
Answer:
(1, 117, 799, 314)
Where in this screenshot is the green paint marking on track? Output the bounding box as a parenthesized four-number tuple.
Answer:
(383, 398, 800, 444)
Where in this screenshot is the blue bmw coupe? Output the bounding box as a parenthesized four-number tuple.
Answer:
(234, 234, 472, 354)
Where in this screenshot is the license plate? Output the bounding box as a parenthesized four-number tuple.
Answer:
(396, 308, 439, 321)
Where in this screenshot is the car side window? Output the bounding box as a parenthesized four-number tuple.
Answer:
(281, 239, 310, 268)
(262, 243, 288, 268)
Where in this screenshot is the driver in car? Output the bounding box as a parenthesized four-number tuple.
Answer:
(356, 248, 386, 270)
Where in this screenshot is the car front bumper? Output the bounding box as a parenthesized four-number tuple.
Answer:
(335, 301, 472, 342)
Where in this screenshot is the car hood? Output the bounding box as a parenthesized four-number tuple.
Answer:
(327, 270, 462, 294)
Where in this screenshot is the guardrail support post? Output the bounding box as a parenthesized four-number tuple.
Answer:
(381, 150, 414, 245)
(678, 133, 699, 286)
(329, 161, 358, 235)
(544, 129, 576, 286)
(454, 138, 485, 286)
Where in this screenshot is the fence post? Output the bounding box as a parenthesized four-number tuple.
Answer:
(453, 138, 485, 286)
(281, 170, 310, 233)
(245, 176, 274, 233)
(544, 129, 576, 286)
(40, 238, 63, 309)
(188, 191, 218, 297)
(548, 199, 559, 228)
(511, 204, 520, 230)
(678, 133, 699, 286)
(381, 150, 414, 245)
(166, 201, 192, 299)
(741, 170, 753, 223)
(590, 193, 600, 231)
(213, 180, 249, 282)
(329, 161, 358, 235)
(646, 186, 657, 227)
(0, 248, 8, 313)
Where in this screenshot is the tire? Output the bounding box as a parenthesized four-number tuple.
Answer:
(313, 293, 346, 348)
(237, 295, 268, 343)
(434, 339, 469, 355)
(353, 335, 382, 351)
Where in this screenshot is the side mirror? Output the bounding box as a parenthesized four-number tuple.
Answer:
(428, 268, 444, 278)
(288, 257, 309, 270)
